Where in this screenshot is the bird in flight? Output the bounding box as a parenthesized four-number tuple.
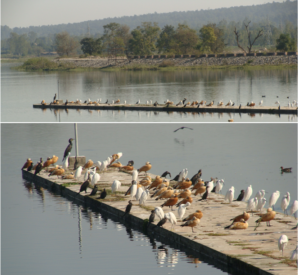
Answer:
(174, 126, 193, 132)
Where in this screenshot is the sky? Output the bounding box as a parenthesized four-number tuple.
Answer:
(1, 0, 287, 28)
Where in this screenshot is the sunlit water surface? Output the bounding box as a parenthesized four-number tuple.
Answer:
(1, 62, 297, 122)
(2, 124, 297, 275)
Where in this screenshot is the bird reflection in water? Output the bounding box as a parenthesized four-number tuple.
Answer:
(186, 255, 202, 268)
(248, 113, 256, 118)
(23, 181, 33, 194)
(126, 226, 134, 241)
(149, 236, 157, 249)
(76, 109, 81, 114)
(88, 110, 93, 114)
(157, 245, 168, 266)
(33, 183, 45, 201)
(42, 108, 47, 113)
(218, 113, 223, 119)
(65, 108, 69, 114)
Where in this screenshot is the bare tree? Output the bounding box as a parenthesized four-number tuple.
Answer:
(234, 21, 263, 53)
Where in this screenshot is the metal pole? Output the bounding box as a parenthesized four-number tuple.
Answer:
(74, 123, 78, 157)
(58, 80, 59, 100)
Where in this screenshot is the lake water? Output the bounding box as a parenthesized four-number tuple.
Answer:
(2, 123, 297, 275)
(1, 62, 297, 122)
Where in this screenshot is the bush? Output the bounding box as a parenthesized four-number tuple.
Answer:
(18, 57, 76, 71)
(159, 60, 175, 67)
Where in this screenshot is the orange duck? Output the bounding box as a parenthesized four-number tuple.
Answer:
(178, 189, 192, 199)
(148, 176, 163, 189)
(21, 158, 32, 170)
(161, 194, 179, 210)
(176, 196, 193, 207)
(155, 187, 175, 200)
(83, 159, 94, 169)
(138, 162, 152, 175)
(43, 157, 52, 168)
(180, 217, 200, 232)
(183, 210, 203, 222)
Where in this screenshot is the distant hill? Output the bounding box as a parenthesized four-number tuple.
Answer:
(1, 1, 297, 39)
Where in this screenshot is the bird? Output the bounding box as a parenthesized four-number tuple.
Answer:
(255, 190, 266, 200)
(234, 190, 245, 201)
(176, 196, 192, 207)
(180, 217, 200, 232)
(48, 167, 65, 178)
(161, 194, 179, 210)
(290, 200, 298, 219)
(78, 173, 91, 194)
(224, 186, 235, 203)
(173, 126, 193, 132)
(62, 152, 70, 170)
(91, 172, 100, 186)
(256, 198, 267, 212)
(89, 185, 98, 196)
(139, 189, 150, 205)
(137, 162, 152, 175)
(214, 179, 224, 194)
(281, 166, 292, 173)
(243, 185, 252, 202)
(74, 166, 83, 179)
(278, 235, 289, 256)
(178, 189, 192, 199)
(156, 215, 168, 228)
(125, 180, 138, 199)
(183, 210, 203, 222)
(148, 176, 163, 190)
(269, 191, 280, 210)
(259, 100, 263, 105)
(27, 162, 33, 171)
(34, 160, 43, 175)
(135, 186, 144, 201)
(161, 171, 171, 178)
(224, 219, 248, 230)
(198, 186, 209, 202)
(182, 98, 187, 104)
(53, 93, 57, 102)
(190, 169, 202, 186)
(281, 192, 291, 216)
(123, 200, 133, 217)
(97, 189, 107, 199)
(290, 245, 298, 262)
(132, 169, 138, 181)
(154, 207, 165, 220)
(247, 197, 258, 215)
(165, 212, 177, 230)
(62, 138, 74, 161)
(254, 208, 276, 230)
(22, 158, 32, 170)
(230, 211, 250, 223)
(111, 180, 121, 194)
(148, 210, 155, 226)
(178, 202, 191, 220)
(84, 159, 94, 169)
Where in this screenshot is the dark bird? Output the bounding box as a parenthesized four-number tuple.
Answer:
(183, 104, 188, 108)
(123, 200, 133, 217)
(156, 216, 167, 228)
(182, 98, 187, 104)
(97, 188, 107, 199)
(232, 102, 235, 106)
(84, 100, 87, 103)
(262, 95, 266, 97)
(27, 162, 33, 172)
(148, 210, 155, 226)
(34, 161, 43, 175)
(65, 100, 68, 105)
(53, 93, 57, 102)
(247, 102, 250, 106)
(191, 169, 202, 185)
(234, 190, 245, 201)
(292, 223, 298, 230)
(165, 103, 170, 107)
(287, 96, 289, 98)
(173, 126, 193, 132)
(89, 185, 98, 196)
(239, 104, 241, 109)
(74, 157, 79, 170)
(161, 171, 171, 178)
(105, 99, 108, 104)
(176, 101, 182, 106)
(276, 96, 279, 98)
(153, 101, 158, 107)
(127, 160, 134, 166)
(172, 173, 180, 181)
(198, 186, 208, 201)
(62, 138, 74, 161)
(281, 166, 292, 173)
(78, 173, 91, 194)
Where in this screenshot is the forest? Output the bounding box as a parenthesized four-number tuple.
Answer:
(1, 1, 297, 57)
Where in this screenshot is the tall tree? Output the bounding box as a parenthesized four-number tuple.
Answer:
(54, 32, 78, 56)
(157, 25, 176, 53)
(80, 37, 103, 55)
(173, 24, 199, 54)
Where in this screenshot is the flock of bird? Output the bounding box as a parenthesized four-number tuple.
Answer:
(21, 138, 298, 260)
(41, 94, 298, 109)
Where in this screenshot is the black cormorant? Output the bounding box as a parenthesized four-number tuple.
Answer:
(27, 162, 33, 172)
(156, 216, 167, 228)
(89, 185, 98, 196)
(148, 210, 155, 226)
(191, 169, 202, 185)
(97, 189, 107, 199)
(78, 173, 91, 194)
(35, 161, 43, 175)
(123, 200, 133, 217)
(198, 186, 208, 201)
(53, 93, 57, 102)
(161, 171, 171, 178)
(182, 98, 187, 104)
(62, 138, 74, 161)
(234, 190, 245, 201)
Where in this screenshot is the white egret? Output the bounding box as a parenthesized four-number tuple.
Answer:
(278, 235, 288, 256)
(290, 200, 298, 219)
(281, 192, 291, 216)
(257, 198, 267, 212)
(62, 152, 70, 170)
(91, 172, 100, 185)
(259, 100, 263, 105)
(132, 170, 138, 181)
(247, 197, 258, 215)
(111, 180, 121, 194)
(177, 202, 191, 220)
(84, 169, 90, 181)
(243, 185, 253, 202)
(97, 161, 102, 170)
(139, 189, 150, 205)
(255, 190, 265, 200)
(269, 191, 280, 210)
(166, 212, 177, 230)
(135, 186, 144, 201)
(206, 181, 214, 194)
(215, 179, 224, 194)
(74, 166, 83, 179)
(130, 180, 138, 199)
(225, 186, 235, 203)
(155, 207, 165, 220)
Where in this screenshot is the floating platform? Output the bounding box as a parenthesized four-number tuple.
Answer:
(22, 167, 297, 275)
(33, 103, 297, 115)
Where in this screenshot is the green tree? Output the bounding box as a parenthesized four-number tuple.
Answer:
(7, 32, 30, 56)
(276, 33, 296, 51)
(80, 37, 103, 55)
(156, 25, 176, 53)
(198, 26, 217, 52)
(173, 24, 199, 54)
(54, 32, 78, 56)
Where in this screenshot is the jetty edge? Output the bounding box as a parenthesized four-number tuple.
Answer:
(22, 168, 298, 275)
(33, 103, 298, 115)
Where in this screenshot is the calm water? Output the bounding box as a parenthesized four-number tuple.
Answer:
(2, 124, 297, 275)
(1, 62, 298, 122)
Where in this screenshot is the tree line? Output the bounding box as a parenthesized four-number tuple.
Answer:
(1, 19, 297, 57)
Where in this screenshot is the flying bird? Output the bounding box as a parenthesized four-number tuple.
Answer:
(173, 126, 193, 132)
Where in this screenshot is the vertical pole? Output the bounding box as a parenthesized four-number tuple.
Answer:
(74, 123, 78, 157)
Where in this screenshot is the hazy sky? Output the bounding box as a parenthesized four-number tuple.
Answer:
(2, 0, 287, 28)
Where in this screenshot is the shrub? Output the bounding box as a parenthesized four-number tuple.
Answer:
(159, 60, 175, 67)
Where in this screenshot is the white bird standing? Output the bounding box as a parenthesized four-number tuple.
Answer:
(62, 152, 70, 170)
(225, 186, 235, 203)
(74, 166, 83, 179)
(215, 179, 224, 194)
(155, 207, 165, 220)
(259, 100, 263, 105)
(206, 181, 214, 194)
(132, 170, 138, 181)
(130, 180, 138, 199)
(281, 192, 291, 216)
(97, 161, 102, 170)
(91, 172, 100, 185)
(269, 191, 280, 210)
(117, 152, 123, 159)
(111, 180, 121, 194)
(139, 189, 150, 205)
(84, 169, 90, 181)
(255, 190, 265, 200)
(243, 185, 253, 202)
(135, 186, 144, 201)
(256, 198, 267, 212)
(177, 202, 191, 220)
(247, 197, 258, 215)
(290, 245, 298, 262)
(102, 160, 109, 171)
(166, 212, 177, 230)
(290, 200, 298, 219)
(278, 235, 289, 256)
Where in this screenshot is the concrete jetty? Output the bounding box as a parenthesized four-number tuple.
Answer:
(22, 167, 298, 275)
(33, 103, 297, 115)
